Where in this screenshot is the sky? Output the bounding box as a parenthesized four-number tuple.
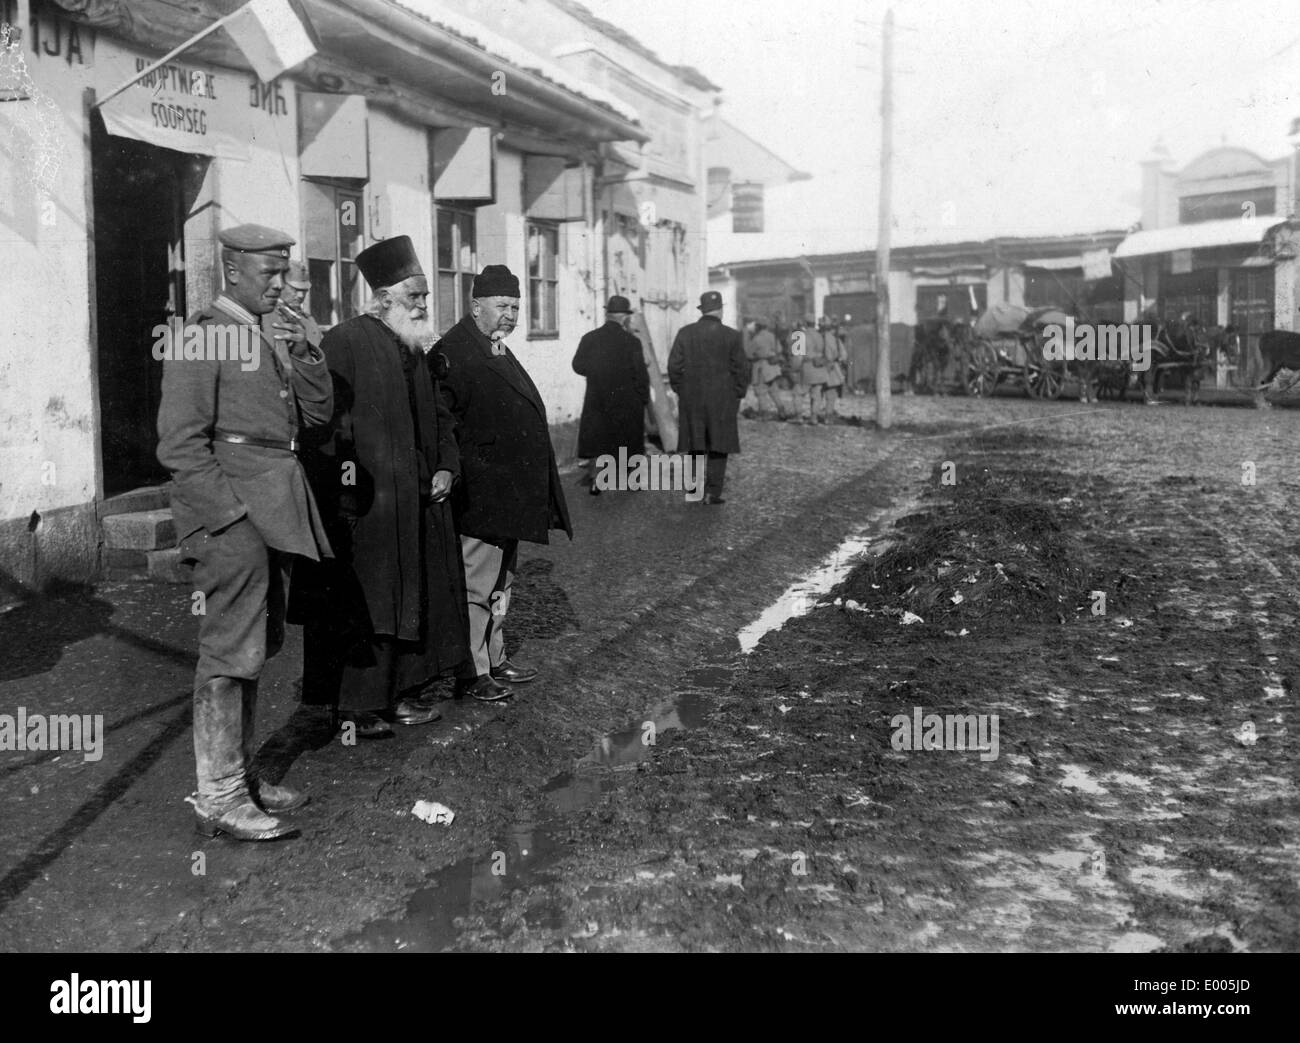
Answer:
(585, 0, 1300, 261)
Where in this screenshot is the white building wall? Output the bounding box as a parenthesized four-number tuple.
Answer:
(365, 107, 434, 280)
(0, 11, 98, 583)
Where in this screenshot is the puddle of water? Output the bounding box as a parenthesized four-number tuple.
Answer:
(341, 506, 917, 951)
(738, 529, 875, 653)
(1060, 765, 1109, 795)
(1109, 931, 1165, 953)
(337, 660, 736, 951)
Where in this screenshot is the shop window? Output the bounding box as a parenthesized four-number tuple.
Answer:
(302, 179, 364, 326)
(1024, 269, 1085, 310)
(436, 207, 477, 333)
(526, 221, 559, 337)
(916, 284, 985, 321)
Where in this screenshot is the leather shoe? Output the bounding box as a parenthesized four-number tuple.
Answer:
(194, 800, 298, 841)
(703, 494, 726, 505)
(338, 710, 394, 739)
(455, 675, 514, 702)
(490, 658, 538, 684)
(251, 778, 309, 813)
(392, 697, 441, 726)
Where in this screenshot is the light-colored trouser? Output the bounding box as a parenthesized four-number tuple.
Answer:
(752, 379, 781, 416)
(460, 535, 517, 677)
(801, 383, 827, 420)
(823, 384, 842, 418)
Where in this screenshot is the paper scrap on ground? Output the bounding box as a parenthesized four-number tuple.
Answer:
(412, 800, 455, 825)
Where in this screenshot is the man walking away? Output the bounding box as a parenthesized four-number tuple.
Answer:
(667, 290, 748, 505)
(573, 295, 650, 495)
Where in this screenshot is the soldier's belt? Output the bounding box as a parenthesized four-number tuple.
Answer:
(214, 433, 299, 452)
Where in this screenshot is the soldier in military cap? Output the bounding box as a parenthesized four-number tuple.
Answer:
(157, 223, 334, 842)
(279, 260, 323, 350)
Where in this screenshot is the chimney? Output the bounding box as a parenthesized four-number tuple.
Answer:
(1140, 139, 1172, 229)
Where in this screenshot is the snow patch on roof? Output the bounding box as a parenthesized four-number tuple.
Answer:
(391, 0, 642, 125)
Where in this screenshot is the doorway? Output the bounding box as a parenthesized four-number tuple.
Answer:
(90, 114, 205, 496)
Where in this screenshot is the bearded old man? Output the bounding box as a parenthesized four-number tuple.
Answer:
(292, 236, 470, 737)
(436, 264, 573, 702)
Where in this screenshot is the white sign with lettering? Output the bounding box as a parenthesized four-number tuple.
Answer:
(96, 37, 250, 160)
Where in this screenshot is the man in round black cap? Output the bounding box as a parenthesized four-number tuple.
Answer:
(572, 295, 651, 494)
(291, 235, 471, 735)
(435, 264, 573, 701)
(667, 290, 749, 503)
(157, 222, 333, 841)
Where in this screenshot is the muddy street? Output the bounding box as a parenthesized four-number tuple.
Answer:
(1, 396, 1296, 954)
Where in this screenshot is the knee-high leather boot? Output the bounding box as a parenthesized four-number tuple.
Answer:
(192, 677, 296, 841)
(241, 679, 309, 813)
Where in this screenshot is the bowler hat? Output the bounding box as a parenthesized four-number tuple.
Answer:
(356, 235, 424, 290)
(697, 290, 723, 312)
(605, 295, 633, 314)
(472, 264, 521, 298)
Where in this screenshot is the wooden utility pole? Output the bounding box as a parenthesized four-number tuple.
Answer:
(874, 7, 894, 429)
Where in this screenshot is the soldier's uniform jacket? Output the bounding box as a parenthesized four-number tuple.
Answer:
(823, 328, 847, 388)
(156, 297, 334, 560)
(437, 314, 573, 546)
(746, 328, 782, 384)
(798, 328, 830, 385)
(667, 314, 749, 455)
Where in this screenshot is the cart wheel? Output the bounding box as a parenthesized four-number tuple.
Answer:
(966, 341, 997, 397)
(1038, 363, 1065, 400)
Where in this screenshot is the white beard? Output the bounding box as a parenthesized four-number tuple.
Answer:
(385, 307, 434, 353)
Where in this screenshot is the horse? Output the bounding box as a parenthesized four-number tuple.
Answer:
(909, 317, 955, 393)
(1143, 315, 1214, 405)
(1253, 329, 1300, 408)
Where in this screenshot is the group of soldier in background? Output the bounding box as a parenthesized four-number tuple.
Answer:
(742, 314, 850, 424)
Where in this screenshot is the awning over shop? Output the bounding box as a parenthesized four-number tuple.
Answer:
(1113, 217, 1282, 259)
(1022, 256, 1083, 270)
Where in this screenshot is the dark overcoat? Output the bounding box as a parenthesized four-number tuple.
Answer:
(292, 315, 465, 649)
(436, 314, 573, 545)
(667, 314, 749, 455)
(156, 298, 333, 559)
(572, 320, 650, 459)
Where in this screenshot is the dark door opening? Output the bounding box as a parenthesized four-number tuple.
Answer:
(90, 115, 205, 496)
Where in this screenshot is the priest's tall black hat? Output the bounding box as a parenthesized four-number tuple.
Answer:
(356, 235, 424, 290)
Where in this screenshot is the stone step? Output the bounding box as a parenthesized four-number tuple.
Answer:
(102, 509, 176, 552)
(102, 547, 191, 585)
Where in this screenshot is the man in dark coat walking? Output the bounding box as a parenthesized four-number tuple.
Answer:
(293, 235, 470, 736)
(572, 295, 650, 494)
(667, 290, 749, 504)
(436, 264, 573, 702)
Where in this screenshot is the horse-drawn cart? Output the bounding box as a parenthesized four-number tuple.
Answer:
(967, 303, 1069, 399)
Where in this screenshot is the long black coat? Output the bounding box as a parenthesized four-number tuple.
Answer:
(573, 320, 650, 459)
(291, 315, 466, 654)
(667, 314, 749, 455)
(436, 315, 573, 545)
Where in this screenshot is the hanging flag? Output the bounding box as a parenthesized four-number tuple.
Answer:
(223, 0, 318, 83)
